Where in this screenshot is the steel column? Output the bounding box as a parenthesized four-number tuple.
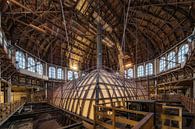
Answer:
(96, 23, 102, 69)
(45, 82, 48, 100)
(95, 23, 102, 105)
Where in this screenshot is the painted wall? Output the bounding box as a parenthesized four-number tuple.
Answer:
(0, 91, 27, 103)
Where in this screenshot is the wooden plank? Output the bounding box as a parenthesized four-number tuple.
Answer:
(115, 117, 138, 126)
(82, 121, 93, 129)
(132, 113, 154, 129)
(96, 120, 113, 129)
(161, 114, 182, 121)
(95, 105, 147, 115)
(96, 112, 112, 119)
(162, 125, 181, 129)
(96, 120, 120, 129)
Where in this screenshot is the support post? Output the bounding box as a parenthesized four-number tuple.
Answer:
(155, 79, 158, 96)
(193, 71, 195, 98)
(4, 84, 11, 103)
(7, 82, 11, 103)
(0, 63, 1, 103)
(45, 82, 48, 100)
(95, 23, 102, 105)
(96, 23, 102, 69)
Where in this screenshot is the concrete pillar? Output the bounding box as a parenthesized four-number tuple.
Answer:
(155, 79, 158, 96)
(7, 85, 11, 103)
(45, 63, 48, 76)
(30, 88, 34, 102)
(45, 82, 48, 100)
(4, 85, 11, 103)
(65, 67, 68, 81)
(154, 59, 157, 75)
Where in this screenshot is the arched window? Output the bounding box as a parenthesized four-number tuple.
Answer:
(68, 70, 73, 80)
(178, 44, 189, 63)
(159, 57, 166, 72)
(27, 57, 35, 72)
(74, 71, 79, 79)
(167, 51, 176, 69)
(137, 65, 144, 77)
(16, 51, 25, 69)
(36, 62, 43, 75)
(49, 67, 56, 79)
(127, 68, 133, 78)
(57, 68, 64, 79)
(146, 63, 153, 75)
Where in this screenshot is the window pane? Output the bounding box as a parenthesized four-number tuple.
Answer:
(146, 63, 153, 75)
(178, 44, 189, 63)
(159, 57, 166, 72)
(167, 51, 176, 69)
(36, 62, 43, 75)
(16, 51, 25, 69)
(74, 71, 79, 79)
(127, 68, 133, 78)
(137, 65, 144, 77)
(68, 70, 73, 80)
(28, 57, 35, 72)
(49, 67, 56, 78)
(57, 68, 64, 79)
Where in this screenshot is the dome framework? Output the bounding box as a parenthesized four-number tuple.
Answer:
(53, 69, 148, 119)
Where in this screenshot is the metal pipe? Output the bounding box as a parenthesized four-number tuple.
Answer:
(96, 23, 102, 69)
(95, 22, 102, 105)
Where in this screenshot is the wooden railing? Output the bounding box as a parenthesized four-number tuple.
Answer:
(180, 95, 195, 114)
(0, 101, 25, 125)
(94, 105, 154, 129)
(153, 94, 195, 114)
(161, 105, 182, 129)
(97, 101, 126, 108)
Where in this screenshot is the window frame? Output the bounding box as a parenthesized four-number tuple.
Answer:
(127, 68, 133, 78)
(57, 68, 64, 79)
(178, 44, 189, 63)
(167, 51, 176, 69)
(36, 62, 43, 75)
(159, 57, 166, 72)
(145, 63, 153, 75)
(49, 66, 56, 79)
(137, 65, 144, 77)
(27, 57, 35, 72)
(68, 70, 73, 80)
(16, 51, 25, 69)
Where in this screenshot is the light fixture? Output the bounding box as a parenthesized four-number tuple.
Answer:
(125, 63, 132, 68)
(71, 64, 78, 71)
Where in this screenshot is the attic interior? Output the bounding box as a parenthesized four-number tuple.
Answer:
(0, 0, 195, 129)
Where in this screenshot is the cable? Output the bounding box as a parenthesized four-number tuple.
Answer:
(121, 0, 131, 52)
(59, 0, 70, 57)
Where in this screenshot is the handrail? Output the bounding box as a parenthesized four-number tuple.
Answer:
(95, 105, 148, 115)
(132, 113, 154, 129)
(153, 94, 195, 114)
(94, 105, 154, 129)
(0, 101, 25, 126)
(180, 95, 195, 114)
